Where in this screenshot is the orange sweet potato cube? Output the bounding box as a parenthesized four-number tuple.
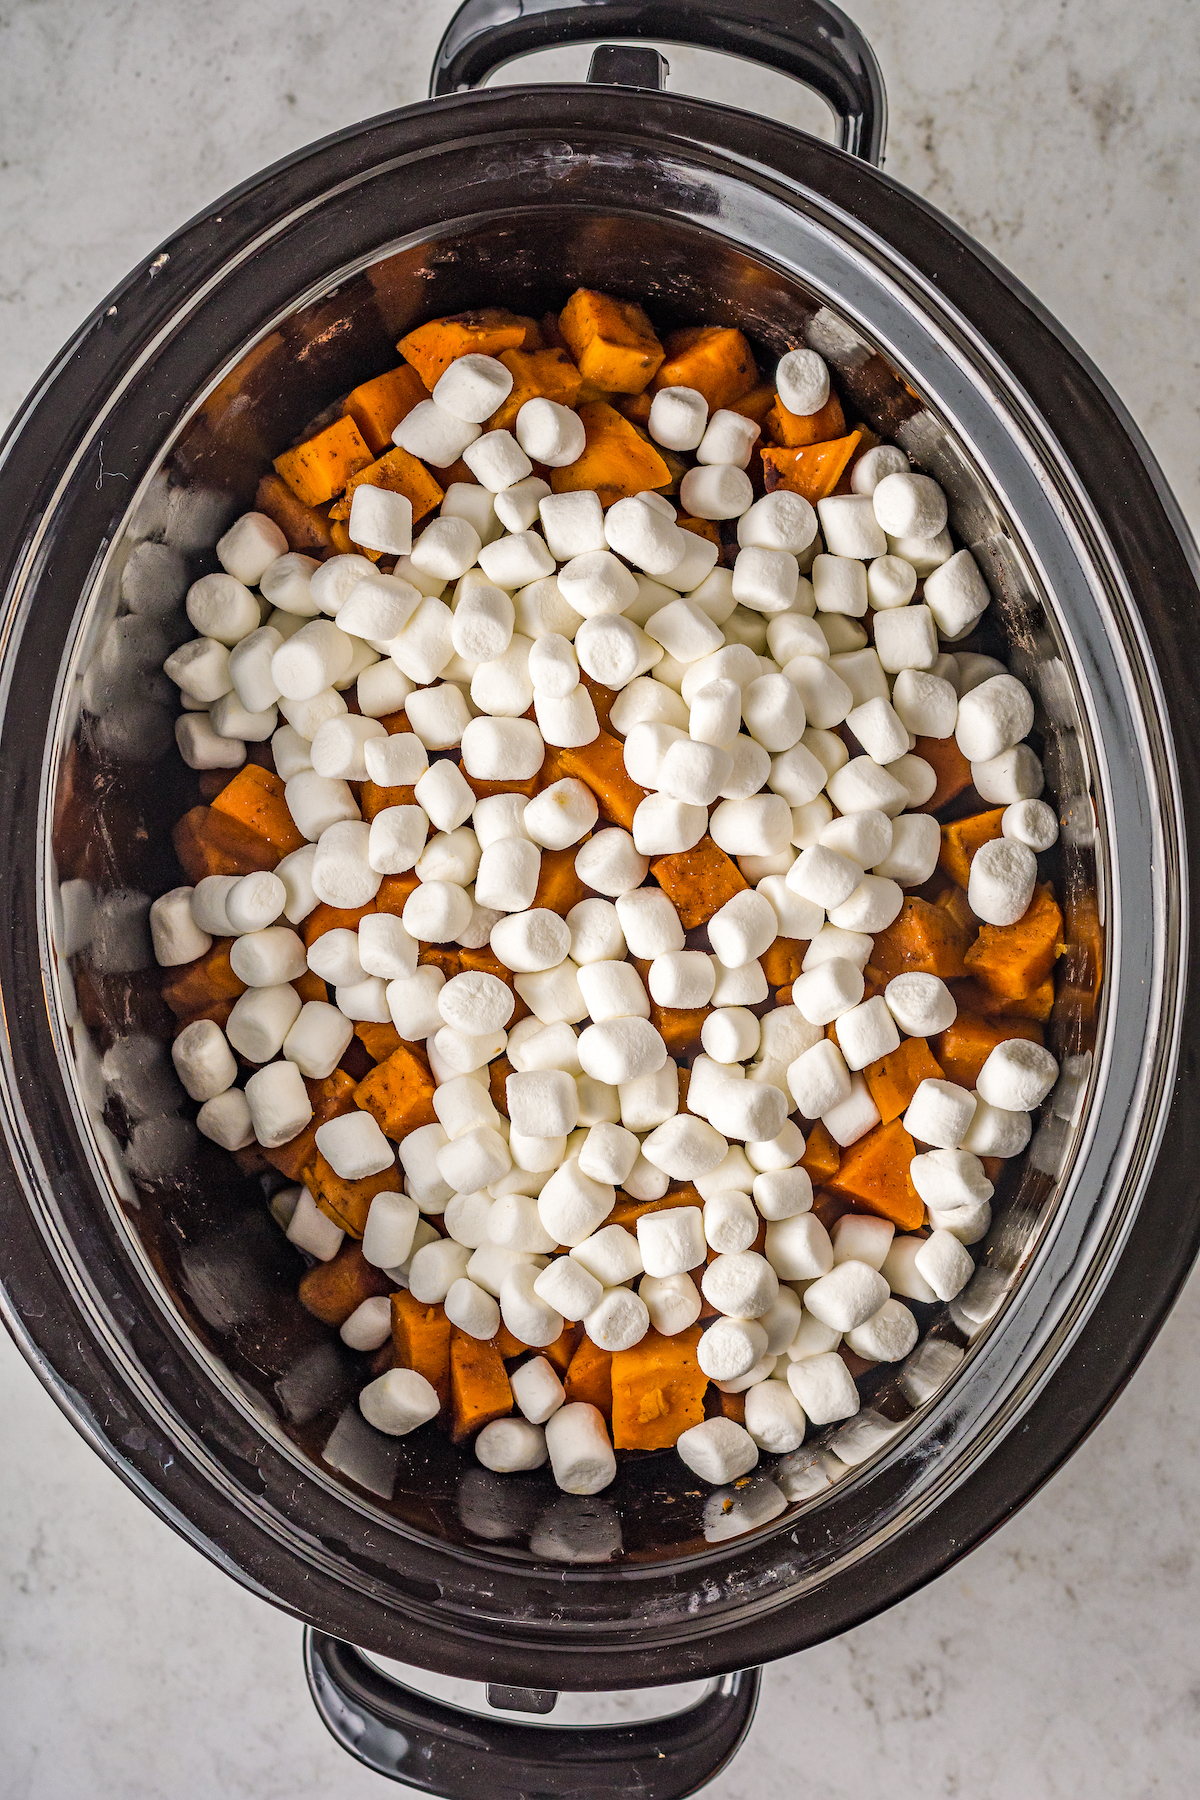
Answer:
(651, 326, 757, 411)
(391, 1291, 452, 1405)
(172, 805, 280, 882)
(939, 808, 1006, 890)
(762, 432, 862, 503)
(559, 289, 665, 394)
(449, 1331, 513, 1443)
(211, 764, 306, 858)
(932, 1011, 1044, 1090)
(398, 309, 529, 390)
(911, 735, 975, 814)
(649, 1004, 710, 1055)
(864, 1037, 944, 1124)
(299, 1241, 392, 1326)
(355, 1020, 403, 1063)
(328, 445, 443, 527)
(254, 472, 334, 554)
(563, 1337, 613, 1419)
(544, 730, 647, 830)
(354, 1044, 438, 1140)
(549, 401, 671, 507)
(161, 941, 246, 1018)
(488, 347, 582, 431)
(871, 898, 974, 980)
(760, 937, 808, 987)
(274, 414, 373, 507)
(765, 389, 846, 448)
(727, 384, 776, 426)
(827, 1119, 923, 1230)
(309, 1151, 400, 1237)
(543, 1323, 582, 1374)
(650, 838, 748, 929)
(800, 1121, 841, 1183)
(343, 364, 430, 456)
(533, 844, 588, 914)
(610, 1326, 706, 1451)
(963, 883, 1064, 1000)
(265, 1069, 357, 1181)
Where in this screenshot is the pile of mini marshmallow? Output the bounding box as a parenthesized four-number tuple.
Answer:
(153, 340, 1062, 1496)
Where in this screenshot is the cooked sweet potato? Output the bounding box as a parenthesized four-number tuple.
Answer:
(533, 844, 588, 914)
(254, 471, 333, 554)
(937, 884, 978, 936)
(765, 389, 846, 449)
(458, 761, 543, 802)
(798, 1121, 841, 1185)
(274, 415, 373, 508)
(293, 969, 328, 1005)
(610, 1326, 706, 1450)
(449, 1331, 513, 1442)
(650, 838, 747, 929)
(761, 937, 808, 987)
(343, 364, 431, 456)
(544, 730, 647, 830)
(827, 1119, 923, 1230)
(173, 805, 279, 883)
(559, 290, 665, 395)
(309, 1151, 400, 1237)
(161, 940, 245, 1019)
(375, 872, 422, 917)
(299, 1240, 392, 1327)
(211, 764, 307, 858)
(963, 883, 1063, 1000)
(543, 1323, 582, 1375)
(563, 1336, 613, 1419)
(727, 384, 776, 426)
(650, 326, 757, 411)
(549, 402, 671, 508)
(489, 347, 582, 431)
(864, 1036, 944, 1124)
(302, 900, 377, 948)
(360, 778, 419, 822)
(649, 1004, 710, 1055)
(356, 1020, 403, 1063)
(712, 1389, 746, 1425)
(950, 976, 1055, 1026)
(391, 1291, 452, 1405)
(327, 519, 378, 560)
(676, 515, 722, 546)
(912, 735, 974, 814)
(762, 432, 862, 502)
(354, 1043, 438, 1140)
(265, 1069, 358, 1180)
(328, 446, 443, 527)
(398, 308, 529, 388)
(870, 898, 974, 980)
(939, 808, 1006, 890)
(932, 1011, 1044, 1090)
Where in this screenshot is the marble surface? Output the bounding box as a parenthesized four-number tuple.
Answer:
(1, 2, 1198, 1794)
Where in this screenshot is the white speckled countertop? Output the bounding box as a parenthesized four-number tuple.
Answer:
(1, 4, 1198, 1794)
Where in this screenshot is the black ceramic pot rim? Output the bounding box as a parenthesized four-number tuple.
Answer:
(0, 85, 1196, 1689)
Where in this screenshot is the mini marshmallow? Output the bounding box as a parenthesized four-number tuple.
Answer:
(656, 738, 732, 807)
(571, 1224, 644, 1290)
(577, 1121, 640, 1186)
(575, 614, 659, 690)
(164, 636, 234, 706)
(767, 741, 828, 809)
(493, 475, 551, 534)
(388, 597, 455, 684)
(387, 967, 446, 1044)
(960, 1095, 1032, 1160)
(438, 970, 514, 1036)
(957, 653, 1008, 693)
(477, 530, 556, 591)
(359, 1367, 440, 1436)
(804, 1260, 889, 1332)
(306, 927, 365, 987)
(751, 1165, 813, 1223)
(470, 634, 535, 718)
(976, 1039, 1060, 1111)
(914, 1229, 975, 1302)
(968, 837, 1037, 927)
(449, 583, 515, 664)
(623, 720, 685, 789)
(787, 1039, 852, 1118)
(846, 1298, 919, 1363)
(782, 656, 853, 731)
(244, 1059, 313, 1149)
(312, 1111, 392, 1183)
(703, 1190, 759, 1254)
(909, 1148, 995, 1217)
(708, 795, 792, 858)
(490, 909, 570, 973)
(443, 1276, 503, 1341)
(409, 1237, 473, 1304)
(737, 491, 818, 556)
(404, 683, 472, 753)
(362, 732, 428, 791)
(704, 890, 777, 971)
(834, 996, 900, 1071)
(754, 876, 823, 943)
(401, 880, 473, 944)
(609, 676, 690, 735)
(409, 764, 472, 838)
(635, 1205, 705, 1279)
(462, 429, 533, 493)
(574, 831, 647, 900)
(818, 1069, 875, 1145)
(639, 1271, 702, 1337)
(486, 1194, 556, 1254)
(227, 625, 283, 714)
(510, 1355, 566, 1424)
(826, 874, 903, 935)
(308, 714, 387, 785)
(150, 887, 213, 968)
(872, 471, 948, 542)
(537, 1159, 615, 1248)
(788, 843, 861, 911)
(216, 511, 288, 586)
(972, 745, 1045, 804)
(803, 925, 873, 971)
(648, 385, 708, 451)
(870, 813, 940, 889)
(640, 1114, 728, 1180)
(719, 736, 773, 802)
(775, 348, 829, 416)
(576, 960, 650, 1025)
(184, 572, 260, 646)
(360, 1190, 420, 1271)
(474, 838, 541, 913)
(336, 975, 391, 1023)
(282, 999, 355, 1078)
(348, 485, 412, 557)
(228, 926, 307, 988)
(955, 674, 1035, 763)
(629, 795, 705, 857)
(922, 548, 991, 636)
(513, 961, 588, 1026)
(680, 642, 762, 704)
(577, 1017, 667, 1086)
(812, 553, 868, 619)
(528, 632, 579, 698)
(584, 1286, 650, 1352)
(460, 715, 544, 781)
(604, 496, 687, 577)
(741, 672, 806, 752)
(829, 649, 888, 710)
(394, 399, 481, 466)
(506, 1068, 579, 1140)
(865, 554, 919, 612)
(873, 605, 938, 676)
(307, 554, 374, 618)
(695, 409, 760, 469)
(557, 549, 639, 619)
(442, 481, 502, 547)
(515, 398, 587, 468)
(367, 805, 427, 877)
(904, 1079, 978, 1148)
(432, 352, 514, 423)
(679, 464, 754, 521)
(815, 494, 888, 561)
(311, 819, 380, 910)
(701, 1006, 761, 1067)
(743, 1381, 806, 1454)
(170, 1018, 237, 1104)
(1003, 797, 1059, 851)
(883, 973, 957, 1041)
(477, 1413, 551, 1472)
(644, 598, 724, 664)
(437, 1124, 511, 1194)
(849, 445, 909, 498)
(473, 793, 531, 849)
(688, 678, 741, 749)
(697, 1318, 770, 1383)
(826, 756, 909, 818)
(732, 546, 800, 618)
(539, 490, 607, 561)
(544, 1401, 616, 1495)
(524, 778, 598, 851)
(786, 1351, 859, 1425)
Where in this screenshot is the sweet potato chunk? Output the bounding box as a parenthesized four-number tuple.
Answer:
(939, 808, 1006, 890)
(398, 309, 529, 390)
(549, 402, 671, 507)
(544, 730, 647, 830)
(328, 445, 443, 527)
(677, 515, 721, 546)
(254, 471, 333, 554)
(762, 433, 862, 502)
(302, 900, 377, 948)
(761, 937, 808, 987)
(649, 1004, 709, 1054)
(870, 898, 973, 980)
(310, 1151, 400, 1237)
(354, 1044, 437, 1140)
(650, 326, 756, 411)
(299, 1241, 392, 1327)
(728, 384, 777, 426)
(211, 764, 306, 858)
(932, 1011, 1044, 1090)
(161, 940, 245, 1018)
(360, 779, 419, 822)
(765, 389, 846, 449)
(375, 872, 422, 917)
(391, 1291, 452, 1405)
(173, 805, 278, 882)
(650, 838, 747, 929)
(951, 975, 1055, 1026)
(543, 1323, 582, 1375)
(963, 883, 1063, 1000)
(356, 1020, 403, 1063)
(533, 844, 587, 914)
(563, 1336, 613, 1419)
(610, 1326, 706, 1450)
(293, 969, 328, 1005)
(912, 735, 974, 814)
(799, 1121, 841, 1184)
(937, 884, 978, 936)
(489, 347, 582, 431)
(343, 364, 431, 456)
(274, 414, 373, 507)
(827, 1119, 923, 1230)
(265, 1069, 357, 1180)
(449, 1331, 513, 1442)
(864, 1037, 944, 1125)
(559, 289, 665, 395)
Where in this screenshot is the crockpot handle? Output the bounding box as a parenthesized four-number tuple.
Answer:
(430, 0, 887, 165)
(304, 1629, 761, 1799)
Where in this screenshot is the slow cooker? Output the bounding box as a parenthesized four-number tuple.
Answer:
(2, 0, 1198, 1791)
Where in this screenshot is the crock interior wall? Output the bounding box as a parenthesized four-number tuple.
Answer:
(46, 201, 1101, 1575)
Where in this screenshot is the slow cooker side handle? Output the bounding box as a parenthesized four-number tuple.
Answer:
(304, 1630, 761, 1799)
(429, 0, 887, 165)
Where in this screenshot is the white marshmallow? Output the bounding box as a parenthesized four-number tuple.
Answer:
(227, 626, 283, 714)
(703, 1190, 759, 1255)
(648, 385, 708, 450)
(574, 831, 647, 900)
(515, 398, 587, 468)
(442, 481, 502, 547)
(804, 1259, 890, 1334)
(544, 1401, 616, 1495)
(865, 555, 918, 613)
(704, 890, 776, 971)
(630, 795, 705, 856)
(244, 1058, 312, 1149)
(960, 1094, 1031, 1160)
(697, 1318, 769, 1383)
(775, 347, 829, 415)
(827, 874, 903, 934)
(708, 795, 793, 859)
(335, 975, 391, 1023)
(785, 1351, 859, 1425)
(812, 554, 868, 619)
(462, 429, 532, 493)
(696, 409, 760, 468)
(195, 1085, 254, 1150)
(448, 584, 515, 666)
(306, 554, 374, 618)
(923, 548, 991, 636)
(872, 471, 948, 541)
(164, 636, 234, 706)
(702, 1006, 761, 1065)
(909, 1148, 995, 1217)
(1003, 797, 1059, 851)
(640, 1114, 728, 1180)
(313, 1110, 392, 1182)
(387, 597, 455, 684)
(752, 1165, 813, 1221)
(460, 715, 544, 781)
(214, 511, 288, 586)
(687, 678, 741, 748)
(845, 1297, 919, 1362)
(577, 1016, 667, 1086)
(228, 925, 307, 988)
(409, 1237, 473, 1303)
(679, 464, 754, 520)
(738, 491, 818, 556)
(477, 530, 556, 590)
(410, 762, 472, 836)
(825, 756, 908, 818)
(386, 967, 445, 1043)
(636, 1205, 706, 1280)
(576, 960, 650, 1025)
(493, 475, 551, 534)
(474, 838, 540, 913)
(955, 674, 1035, 763)
(150, 887, 212, 968)
(577, 1120, 640, 1186)
(656, 531, 721, 595)
(890, 671, 957, 745)
(968, 837, 1037, 926)
(957, 653, 1008, 694)
(306, 927, 364, 987)
(787, 1038, 852, 1117)
(404, 683, 472, 753)
(360, 1190, 420, 1271)
(490, 909, 570, 973)
(362, 732, 428, 790)
(732, 544, 802, 617)
(510, 1355, 566, 1424)
(904, 1078, 978, 1148)
(884, 972, 957, 1038)
(281, 999, 354, 1078)
(528, 632, 579, 698)
(473, 793, 530, 848)
(506, 1068, 579, 1140)
(780, 656, 852, 732)
(346, 485, 411, 557)
(976, 1039, 1059, 1111)
(184, 572, 260, 647)
(359, 1367, 440, 1436)
(513, 960, 588, 1026)
(432, 352, 513, 423)
(539, 490, 606, 561)
(401, 879, 473, 943)
(486, 1193, 557, 1254)
(644, 599, 725, 664)
(557, 549, 638, 619)
(445, 1277, 503, 1343)
(571, 1223, 644, 1290)
(972, 745, 1045, 805)
(394, 399, 481, 466)
(523, 778, 598, 850)
(604, 496, 688, 577)
(676, 1415, 761, 1486)
(740, 673, 805, 753)
(308, 714, 386, 785)
(366, 805, 427, 877)
(272, 620, 354, 701)
(815, 494, 887, 561)
(311, 819, 380, 910)
(834, 995, 900, 1071)
(639, 1271, 702, 1337)
(583, 1284, 650, 1352)
(914, 1228, 975, 1301)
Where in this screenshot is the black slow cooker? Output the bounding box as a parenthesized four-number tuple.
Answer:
(2, 0, 1198, 1792)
